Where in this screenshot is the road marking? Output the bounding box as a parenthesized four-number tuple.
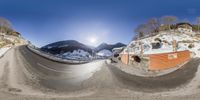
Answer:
(37, 63, 71, 73)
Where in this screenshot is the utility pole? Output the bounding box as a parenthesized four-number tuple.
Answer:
(173, 40, 177, 52)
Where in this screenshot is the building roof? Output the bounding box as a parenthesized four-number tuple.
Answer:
(176, 22, 192, 27)
(12, 31, 21, 36)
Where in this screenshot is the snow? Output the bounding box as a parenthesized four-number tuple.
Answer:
(123, 31, 200, 57)
(0, 47, 11, 57)
(58, 44, 68, 48)
(28, 45, 91, 63)
(112, 47, 125, 54)
(47, 46, 53, 49)
(179, 42, 200, 57)
(60, 49, 92, 60)
(97, 49, 112, 57)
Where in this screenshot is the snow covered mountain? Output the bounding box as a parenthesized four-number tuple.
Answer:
(40, 40, 93, 60)
(123, 31, 200, 57)
(96, 43, 126, 52)
(95, 42, 126, 57)
(40, 40, 126, 60)
(96, 49, 113, 57)
(59, 49, 92, 60)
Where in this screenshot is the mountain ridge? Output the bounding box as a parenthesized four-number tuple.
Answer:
(40, 40, 126, 55)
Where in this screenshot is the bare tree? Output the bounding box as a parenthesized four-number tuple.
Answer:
(147, 18, 160, 35)
(160, 16, 178, 30)
(196, 17, 200, 32)
(0, 17, 12, 34)
(134, 24, 150, 39)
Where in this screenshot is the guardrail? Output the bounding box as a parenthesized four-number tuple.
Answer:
(27, 45, 91, 64)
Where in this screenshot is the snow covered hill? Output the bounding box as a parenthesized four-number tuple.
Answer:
(57, 49, 92, 60)
(95, 42, 126, 52)
(96, 49, 113, 57)
(40, 40, 93, 60)
(95, 42, 126, 58)
(123, 31, 200, 57)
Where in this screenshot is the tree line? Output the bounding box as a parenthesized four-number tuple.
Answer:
(133, 16, 200, 40)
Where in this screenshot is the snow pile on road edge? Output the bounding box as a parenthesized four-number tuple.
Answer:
(0, 47, 11, 58)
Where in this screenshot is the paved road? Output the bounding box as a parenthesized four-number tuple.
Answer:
(18, 45, 105, 91)
(0, 45, 200, 100)
(108, 58, 200, 92)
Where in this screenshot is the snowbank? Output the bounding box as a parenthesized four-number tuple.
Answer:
(0, 47, 11, 58)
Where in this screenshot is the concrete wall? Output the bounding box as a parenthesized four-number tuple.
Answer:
(120, 54, 129, 65)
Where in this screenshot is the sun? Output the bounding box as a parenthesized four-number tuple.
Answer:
(88, 37, 97, 44)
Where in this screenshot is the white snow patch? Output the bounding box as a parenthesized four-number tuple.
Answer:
(123, 31, 200, 57)
(60, 49, 92, 60)
(0, 47, 11, 57)
(97, 49, 112, 57)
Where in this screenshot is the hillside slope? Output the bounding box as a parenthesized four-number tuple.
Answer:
(96, 43, 126, 52)
(124, 31, 200, 57)
(40, 40, 93, 60)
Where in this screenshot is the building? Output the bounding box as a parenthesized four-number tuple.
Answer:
(11, 31, 21, 37)
(120, 50, 191, 71)
(176, 23, 193, 34)
(159, 23, 194, 35)
(119, 35, 191, 71)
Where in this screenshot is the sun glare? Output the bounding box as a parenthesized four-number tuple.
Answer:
(88, 37, 97, 44)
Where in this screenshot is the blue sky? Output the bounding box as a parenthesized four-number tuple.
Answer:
(0, 0, 200, 47)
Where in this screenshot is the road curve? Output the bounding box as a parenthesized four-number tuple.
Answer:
(18, 45, 200, 92)
(18, 45, 105, 91)
(0, 45, 200, 99)
(107, 58, 200, 92)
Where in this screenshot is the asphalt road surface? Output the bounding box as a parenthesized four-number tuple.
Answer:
(19, 45, 105, 91)
(0, 45, 200, 100)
